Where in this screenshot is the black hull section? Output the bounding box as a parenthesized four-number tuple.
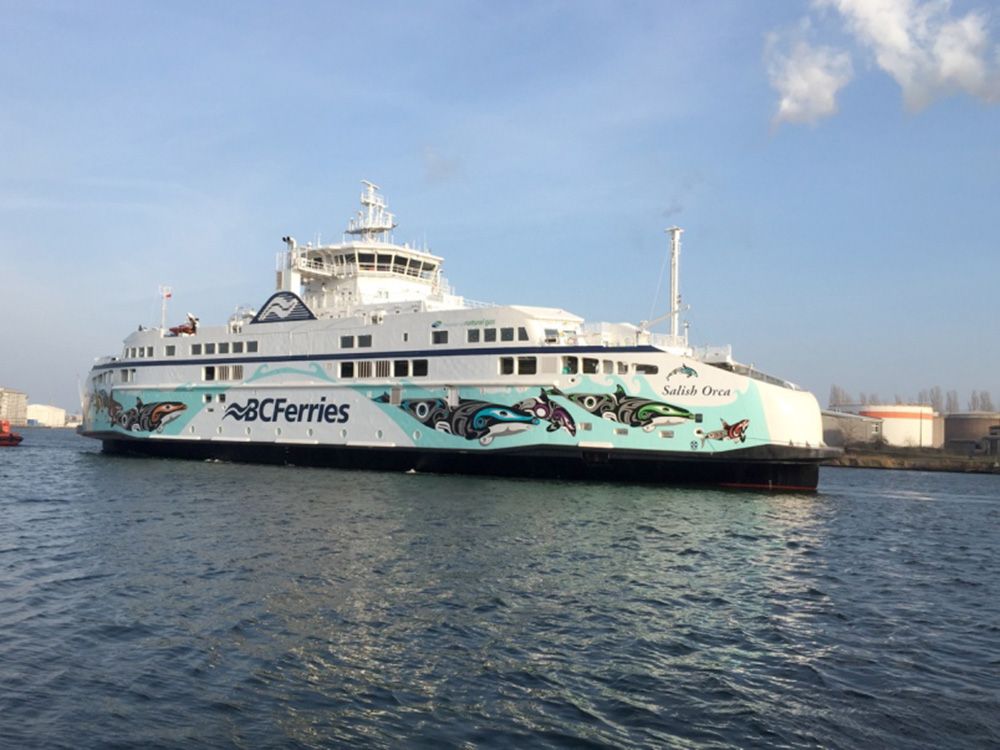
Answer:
(96, 436, 830, 491)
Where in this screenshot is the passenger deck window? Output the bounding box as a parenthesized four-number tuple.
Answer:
(412, 359, 428, 377)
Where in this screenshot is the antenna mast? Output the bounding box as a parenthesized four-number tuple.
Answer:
(666, 226, 683, 339)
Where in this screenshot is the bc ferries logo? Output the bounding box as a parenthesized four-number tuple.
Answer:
(250, 292, 317, 324)
(224, 397, 349, 423)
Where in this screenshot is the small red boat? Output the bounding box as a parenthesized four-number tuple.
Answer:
(0, 419, 23, 446)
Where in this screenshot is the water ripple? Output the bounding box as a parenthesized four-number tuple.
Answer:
(1, 429, 999, 748)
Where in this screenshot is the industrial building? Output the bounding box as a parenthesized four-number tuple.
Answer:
(26, 403, 68, 428)
(0, 387, 28, 427)
(825, 404, 943, 448)
(822, 410, 882, 447)
(944, 412, 1000, 454)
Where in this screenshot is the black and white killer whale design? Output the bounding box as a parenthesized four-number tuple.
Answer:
(374, 393, 539, 445)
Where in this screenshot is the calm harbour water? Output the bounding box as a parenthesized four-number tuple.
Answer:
(2, 428, 998, 749)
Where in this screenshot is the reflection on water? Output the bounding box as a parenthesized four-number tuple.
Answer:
(1, 428, 999, 748)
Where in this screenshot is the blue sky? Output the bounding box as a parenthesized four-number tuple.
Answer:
(2, 0, 998, 412)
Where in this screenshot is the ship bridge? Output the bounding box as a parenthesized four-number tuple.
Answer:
(277, 181, 465, 317)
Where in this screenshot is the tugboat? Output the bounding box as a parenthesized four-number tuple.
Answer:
(0, 420, 23, 447)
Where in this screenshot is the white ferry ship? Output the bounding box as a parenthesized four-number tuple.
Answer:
(80, 182, 834, 489)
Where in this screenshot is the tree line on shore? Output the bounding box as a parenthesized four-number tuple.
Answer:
(828, 385, 996, 414)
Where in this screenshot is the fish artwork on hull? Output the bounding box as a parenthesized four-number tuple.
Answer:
(548, 385, 695, 431)
(695, 418, 750, 445)
(375, 393, 540, 445)
(93, 390, 187, 432)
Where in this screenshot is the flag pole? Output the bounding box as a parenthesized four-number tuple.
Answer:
(159, 285, 172, 336)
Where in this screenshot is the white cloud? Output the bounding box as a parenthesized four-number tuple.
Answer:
(818, 0, 1000, 109)
(766, 27, 854, 126)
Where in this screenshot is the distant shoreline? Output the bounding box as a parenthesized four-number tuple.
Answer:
(825, 446, 1000, 475)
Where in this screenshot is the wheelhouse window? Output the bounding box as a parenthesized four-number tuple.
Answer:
(484, 328, 497, 342)
(467, 329, 480, 343)
(500, 327, 514, 342)
(518, 327, 529, 341)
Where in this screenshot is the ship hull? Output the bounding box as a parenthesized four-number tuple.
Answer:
(94, 433, 825, 490)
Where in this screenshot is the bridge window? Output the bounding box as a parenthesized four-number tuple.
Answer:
(484, 328, 497, 342)
(467, 329, 480, 343)
(501, 327, 514, 342)
(518, 327, 529, 341)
